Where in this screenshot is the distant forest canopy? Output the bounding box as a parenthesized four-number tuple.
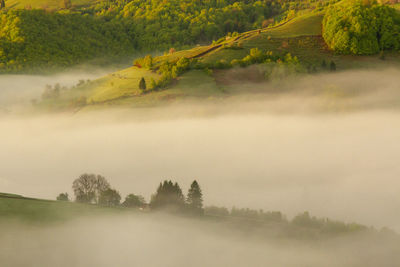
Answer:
(91, 0, 286, 49)
(0, 10, 135, 72)
(0, 0, 301, 73)
(322, 0, 400, 54)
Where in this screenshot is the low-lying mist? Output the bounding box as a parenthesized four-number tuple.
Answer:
(1, 213, 399, 267)
(0, 68, 113, 111)
(1, 109, 400, 231)
(1, 68, 400, 241)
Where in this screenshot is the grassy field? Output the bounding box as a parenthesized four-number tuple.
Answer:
(262, 13, 323, 37)
(202, 13, 326, 64)
(86, 70, 224, 109)
(87, 67, 161, 103)
(0, 193, 127, 223)
(38, 66, 161, 111)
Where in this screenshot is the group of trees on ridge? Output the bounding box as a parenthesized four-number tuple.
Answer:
(58, 173, 204, 214)
(134, 49, 337, 93)
(55, 173, 377, 236)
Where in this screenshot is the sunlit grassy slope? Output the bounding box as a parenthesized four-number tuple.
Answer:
(82, 70, 223, 109)
(88, 67, 161, 103)
(39, 66, 161, 111)
(74, 13, 326, 107)
(202, 13, 325, 64)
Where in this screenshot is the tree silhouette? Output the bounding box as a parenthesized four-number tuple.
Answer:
(56, 192, 69, 201)
(150, 180, 184, 210)
(187, 180, 203, 214)
(139, 77, 146, 92)
(98, 188, 121, 207)
(95, 175, 110, 203)
(72, 174, 110, 203)
(123, 194, 146, 208)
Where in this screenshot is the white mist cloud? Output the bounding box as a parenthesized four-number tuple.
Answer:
(0, 214, 399, 267)
(0, 68, 112, 109)
(0, 111, 400, 231)
(1, 68, 400, 233)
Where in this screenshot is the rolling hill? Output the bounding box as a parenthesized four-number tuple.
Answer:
(34, 11, 400, 112)
(0, 192, 127, 222)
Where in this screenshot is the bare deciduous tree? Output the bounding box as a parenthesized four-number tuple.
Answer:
(72, 173, 110, 203)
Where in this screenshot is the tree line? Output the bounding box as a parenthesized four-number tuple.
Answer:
(56, 173, 374, 236)
(57, 173, 204, 215)
(134, 49, 338, 93)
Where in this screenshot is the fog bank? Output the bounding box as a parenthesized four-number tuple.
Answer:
(1, 68, 400, 232)
(0, 69, 112, 110)
(0, 110, 400, 231)
(1, 214, 399, 267)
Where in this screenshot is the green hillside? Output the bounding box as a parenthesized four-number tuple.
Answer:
(33, 9, 400, 112)
(0, 192, 125, 222)
(0, 0, 298, 73)
(1, 0, 399, 74)
(0, 191, 373, 239)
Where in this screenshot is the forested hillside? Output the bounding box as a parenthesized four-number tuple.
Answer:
(1, 0, 399, 73)
(0, 10, 135, 72)
(0, 0, 328, 73)
(90, 0, 285, 50)
(323, 0, 400, 54)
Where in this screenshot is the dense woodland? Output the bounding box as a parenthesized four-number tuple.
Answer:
(0, 10, 135, 72)
(323, 0, 400, 54)
(0, 0, 293, 72)
(91, 0, 285, 49)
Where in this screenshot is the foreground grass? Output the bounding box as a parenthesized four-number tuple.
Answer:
(0, 193, 126, 223)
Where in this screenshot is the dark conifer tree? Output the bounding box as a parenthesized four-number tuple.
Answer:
(187, 180, 203, 214)
(150, 180, 184, 210)
(139, 77, 146, 92)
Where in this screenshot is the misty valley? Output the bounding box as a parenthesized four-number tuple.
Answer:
(1, 0, 400, 266)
